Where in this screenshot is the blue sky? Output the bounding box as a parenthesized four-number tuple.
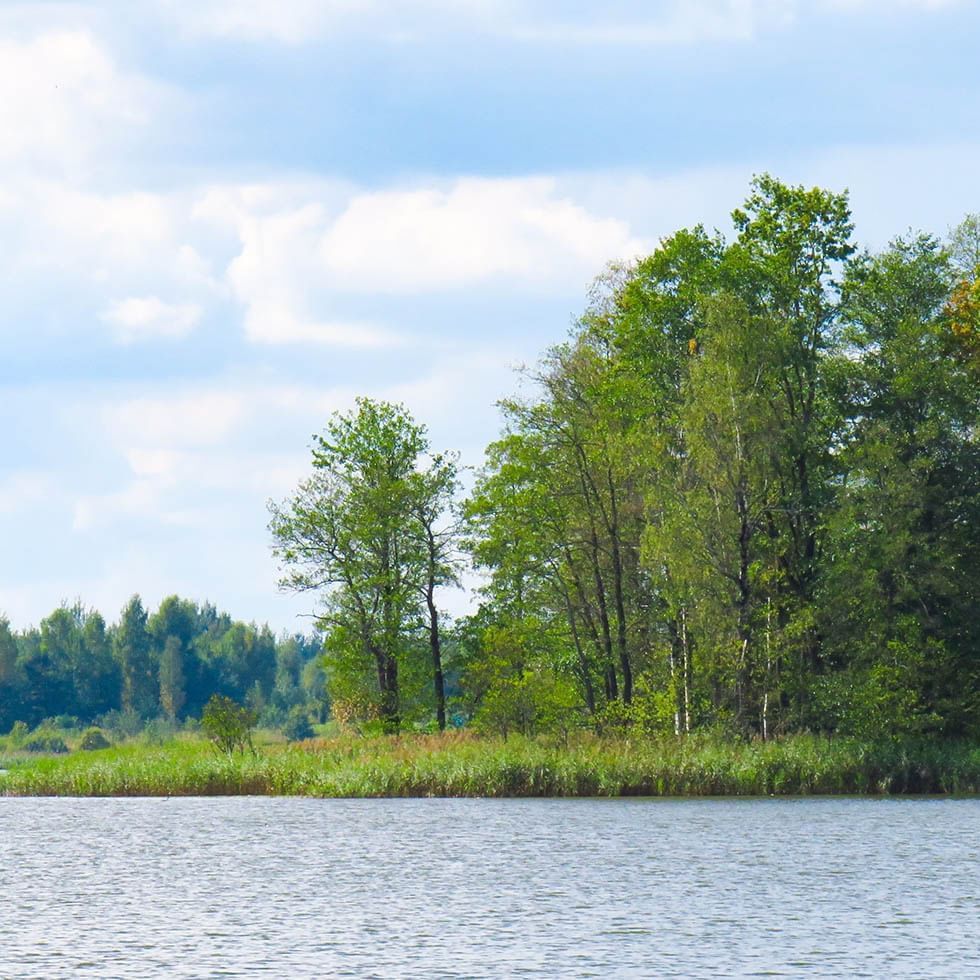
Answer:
(1, 0, 978, 632)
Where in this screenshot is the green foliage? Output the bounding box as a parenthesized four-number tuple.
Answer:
(23, 733, 70, 754)
(1, 177, 976, 748)
(115, 596, 156, 716)
(282, 707, 315, 743)
(7, 720, 29, 746)
(463, 176, 979, 741)
(97, 708, 145, 739)
(270, 398, 461, 733)
(0, 595, 323, 737)
(79, 727, 112, 751)
(158, 636, 186, 721)
(201, 695, 257, 755)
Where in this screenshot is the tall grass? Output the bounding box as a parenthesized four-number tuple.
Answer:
(1, 733, 978, 798)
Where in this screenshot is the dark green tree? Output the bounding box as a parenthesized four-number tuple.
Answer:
(114, 595, 157, 717)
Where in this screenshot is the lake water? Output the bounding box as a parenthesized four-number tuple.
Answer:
(0, 797, 976, 977)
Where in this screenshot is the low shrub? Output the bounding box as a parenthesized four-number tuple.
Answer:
(282, 708, 315, 743)
(23, 734, 69, 754)
(79, 728, 112, 751)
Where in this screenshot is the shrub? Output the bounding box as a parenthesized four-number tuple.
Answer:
(23, 734, 69, 754)
(282, 707, 315, 743)
(7, 720, 29, 747)
(79, 728, 112, 751)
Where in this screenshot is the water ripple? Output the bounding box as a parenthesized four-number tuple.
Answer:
(0, 797, 977, 978)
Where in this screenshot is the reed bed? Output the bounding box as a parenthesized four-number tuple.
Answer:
(1, 733, 978, 798)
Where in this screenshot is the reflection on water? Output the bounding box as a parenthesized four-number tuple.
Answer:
(0, 797, 977, 977)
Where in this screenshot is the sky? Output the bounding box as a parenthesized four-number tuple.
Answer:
(1, 0, 978, 633)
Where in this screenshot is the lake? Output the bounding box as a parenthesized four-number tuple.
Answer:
(0, 797, 976, 977)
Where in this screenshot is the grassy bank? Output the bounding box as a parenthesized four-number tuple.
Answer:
(2, 732, 979, 797)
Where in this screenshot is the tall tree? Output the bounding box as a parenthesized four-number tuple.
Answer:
(0, 617, 22, 732)
(411, 452, 461, 730)
(270, 398, 458, 732)
(115, 595, 156, 716)
(158, 635, 186, 720)
(817, 234, 980, 734)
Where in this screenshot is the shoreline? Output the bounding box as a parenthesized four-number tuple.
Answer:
(2, 733, 978, 799)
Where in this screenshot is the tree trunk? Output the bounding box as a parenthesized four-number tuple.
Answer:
(426, 584, 446, 731)
(681, 608, 692, 734)
(381, 655, 400, 734)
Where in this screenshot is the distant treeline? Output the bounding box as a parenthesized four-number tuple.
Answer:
(0, 596, 325, 732)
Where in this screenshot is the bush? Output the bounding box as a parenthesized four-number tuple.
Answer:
(282, 707, 315, 743)
(7, 721, 29, 747)
(23, 734, 69, 754)
(79, 728, 112, 751)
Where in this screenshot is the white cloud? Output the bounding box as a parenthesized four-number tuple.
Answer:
(194, 175, 645, 342)
(72, 478, 200, 533)
(0, 178, 222, 345)
(241, 304, 401, 347)
(824, 0, 958, 9)
(158, 0, 353, 43)
(25, 182, 183, 274)
(0, 30, 168, 171)
(102, 296, 202, 343)
(320, 177, 649, 292)
(7, 152, 977, 356)
(217, 195, 402, 346)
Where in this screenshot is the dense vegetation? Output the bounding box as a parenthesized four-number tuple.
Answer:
(0, 596, 326, 735)
(271, 177, 979, 742)
(2, 177, 978, 765)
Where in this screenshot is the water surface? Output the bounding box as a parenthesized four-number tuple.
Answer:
(1, 797, 976, 977)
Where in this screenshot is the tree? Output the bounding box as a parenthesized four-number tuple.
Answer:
(158, 636, 186, 720)
(114, 595, 156, 716)
(817, 234, 980, 735)
(466, 327, 655, 721)
(201, 694, 256, 755)
(663, 295, 784, 734)
(410, 452, 461, 730)
(949, 213, 980, 274)
(270, 398, 459, 733)
(0, 617, 22, 733)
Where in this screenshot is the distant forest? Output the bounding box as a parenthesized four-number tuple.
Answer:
(0, 596, 325, 734)
(3, 177, 979, 741)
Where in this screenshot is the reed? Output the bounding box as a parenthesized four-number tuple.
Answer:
(1, 733, 978, 798)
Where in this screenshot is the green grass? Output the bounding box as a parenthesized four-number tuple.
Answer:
(1, 732, 978, 797)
